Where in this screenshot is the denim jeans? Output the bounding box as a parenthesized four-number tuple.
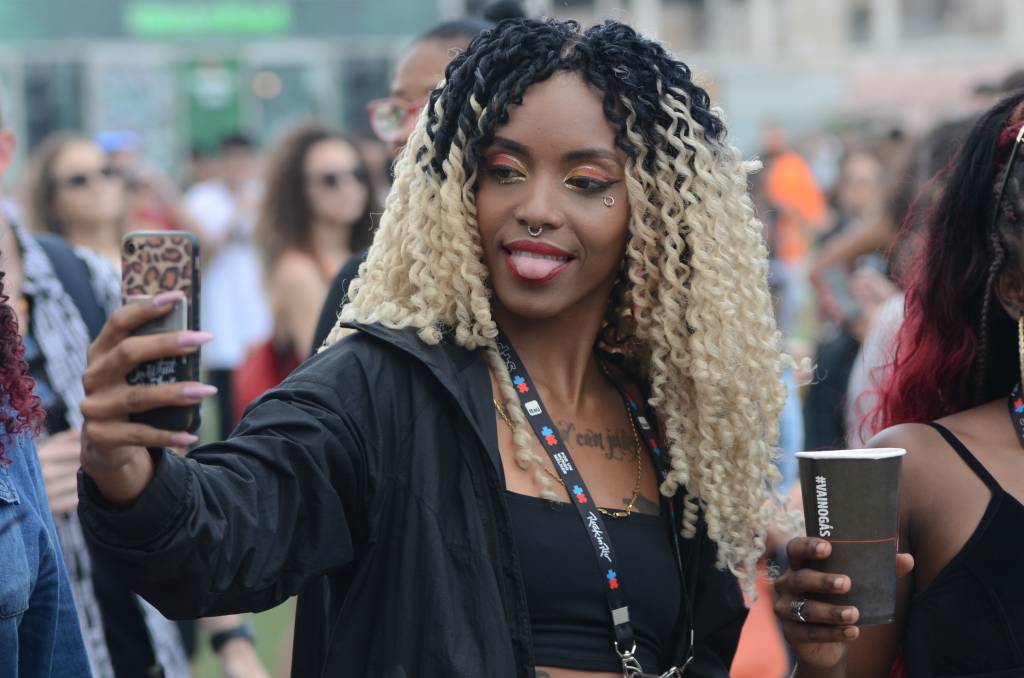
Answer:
(0, 432, 91, 677)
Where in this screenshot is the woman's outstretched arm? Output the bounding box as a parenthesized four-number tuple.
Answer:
(77, 294, 371, 618)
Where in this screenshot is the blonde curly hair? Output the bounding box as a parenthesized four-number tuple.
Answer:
(324, 18, 788, 595)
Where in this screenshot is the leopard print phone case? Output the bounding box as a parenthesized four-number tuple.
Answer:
(121, 231, 202, 433)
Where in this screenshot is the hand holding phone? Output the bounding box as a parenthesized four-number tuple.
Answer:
(121, 231, 203, 432)
(79, 293, 215, 505)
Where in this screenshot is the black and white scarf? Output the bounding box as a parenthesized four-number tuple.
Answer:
(15, 223, 189, 678)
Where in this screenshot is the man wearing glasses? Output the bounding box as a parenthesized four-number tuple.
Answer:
(312, 3, 526, 351)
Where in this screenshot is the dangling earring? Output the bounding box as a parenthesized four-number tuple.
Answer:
(602, 195, 615, 208)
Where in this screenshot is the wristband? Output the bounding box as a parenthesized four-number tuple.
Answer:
(209, 620, 255, 653)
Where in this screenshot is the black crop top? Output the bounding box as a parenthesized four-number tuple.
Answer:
(506, 490, 681, 673)
(902, 423, 1024, 677)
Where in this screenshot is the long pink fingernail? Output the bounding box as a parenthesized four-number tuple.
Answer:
(179, 332, 214, 347)
(169, 432, 198, 446)
(153, 291, 184, 308)
(182, 384, 218, 399)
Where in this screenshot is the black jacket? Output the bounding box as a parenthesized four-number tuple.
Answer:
(79, 323, 747, 677)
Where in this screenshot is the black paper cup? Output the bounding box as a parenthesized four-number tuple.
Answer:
(796, 448, 905, 626)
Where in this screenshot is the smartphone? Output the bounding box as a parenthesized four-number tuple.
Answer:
(121, 231, 202, 433)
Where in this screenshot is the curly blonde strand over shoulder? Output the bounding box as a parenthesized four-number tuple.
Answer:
(326, 95, 494, 349)
(613, 84, 788, 594)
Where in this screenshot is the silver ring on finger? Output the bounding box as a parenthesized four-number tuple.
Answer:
(790, 597, 809, 624)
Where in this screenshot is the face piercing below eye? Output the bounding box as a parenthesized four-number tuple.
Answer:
(603, 195, 615, 208)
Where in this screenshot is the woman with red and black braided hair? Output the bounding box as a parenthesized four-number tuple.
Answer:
(776, 92, 1024, 677)
(0, 225, 90, 674)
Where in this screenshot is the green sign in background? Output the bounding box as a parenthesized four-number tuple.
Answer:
(0, 1, 441, 41)
(124, 3, 294, 38)
(181, 59, 243, 152)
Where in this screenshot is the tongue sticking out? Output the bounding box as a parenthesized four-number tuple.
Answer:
(508, 251, 569, 280)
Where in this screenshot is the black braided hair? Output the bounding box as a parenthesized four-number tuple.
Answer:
(976, 230, 1007, 398)
(981, 122, 1024, 396)
(417, 18, 725, 181)
(941, 92, 1024, 403)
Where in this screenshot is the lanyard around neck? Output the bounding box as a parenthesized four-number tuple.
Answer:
(494, 330, 688, 674)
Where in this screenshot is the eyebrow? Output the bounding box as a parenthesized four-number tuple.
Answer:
(490, 137, 530, 157)
(490, 136, 621, 164)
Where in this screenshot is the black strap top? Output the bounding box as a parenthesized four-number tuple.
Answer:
(506, 491, 681, 673)
(903, 423, 1024, 677)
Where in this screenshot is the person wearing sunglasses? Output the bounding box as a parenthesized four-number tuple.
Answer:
(776, 94, 1024, 677)
(311, 1, 527, 353)
(238, 122, 379, 425)
(22, 133, 127, 267)
(366, 2, 522, 157)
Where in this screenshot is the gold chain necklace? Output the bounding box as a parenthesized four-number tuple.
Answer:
(492, 397, 644, 518)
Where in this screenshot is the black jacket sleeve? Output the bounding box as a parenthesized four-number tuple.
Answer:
(77, 376, 370, 619)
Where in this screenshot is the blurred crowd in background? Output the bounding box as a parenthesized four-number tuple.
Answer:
(2, 1, 1023, 676)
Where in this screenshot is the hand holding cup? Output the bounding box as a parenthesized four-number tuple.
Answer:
(775, 538, 914, 672)
(775, 448, 916, 673)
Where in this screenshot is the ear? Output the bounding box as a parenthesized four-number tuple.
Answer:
(0, 129, 16, 177)
(995, 267, 1024, 319)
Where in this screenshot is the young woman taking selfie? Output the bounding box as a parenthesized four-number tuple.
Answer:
(76, 19, 789, 677)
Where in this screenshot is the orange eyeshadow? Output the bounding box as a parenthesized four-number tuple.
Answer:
(568, 166, 617, 182)
(488, 153, 522, 166)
